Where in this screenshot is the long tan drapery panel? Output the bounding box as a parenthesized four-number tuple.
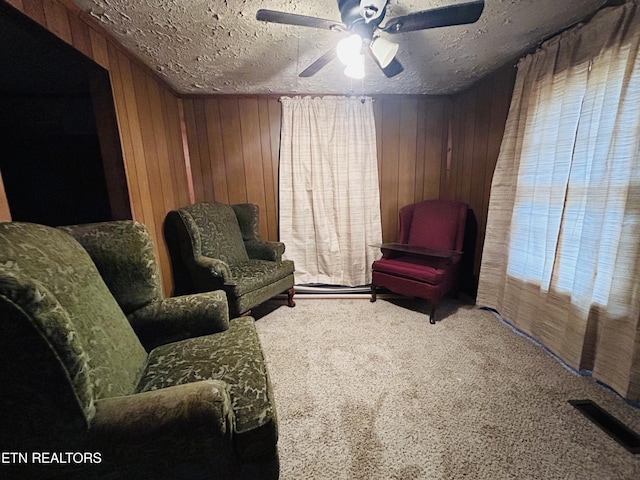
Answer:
(478, 1, 640, 401)
(279, 96, 382, 287)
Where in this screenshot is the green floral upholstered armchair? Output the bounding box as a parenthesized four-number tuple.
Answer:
(0, 222, 279, 480)
(59, 220, 229, 351)
(165, 202, 296, 316)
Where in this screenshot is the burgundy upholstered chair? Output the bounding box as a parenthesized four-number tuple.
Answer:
(370, 199, 468, 323)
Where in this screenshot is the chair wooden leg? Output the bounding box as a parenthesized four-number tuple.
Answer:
(287, 287, 296, 308)
(429, 304, 436, 324)
(370, 283, 377, 302)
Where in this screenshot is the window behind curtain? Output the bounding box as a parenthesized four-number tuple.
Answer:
(279, 96, 383, 287)
(478, 1, 640, 401)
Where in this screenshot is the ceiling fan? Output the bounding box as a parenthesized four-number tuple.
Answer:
(256, 0, 485, 79)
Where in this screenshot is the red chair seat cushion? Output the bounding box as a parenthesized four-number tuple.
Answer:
(372, 257, 444, 285)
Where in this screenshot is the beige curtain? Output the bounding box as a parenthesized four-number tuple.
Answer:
(279, 96, 382, 287)
(478, 1, 640, 401)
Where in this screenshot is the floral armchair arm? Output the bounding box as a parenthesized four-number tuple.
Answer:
(244, 240, 285, 262)
(194, 255, 233, 283)
(128, 290, 230, 350)
(90, 381, 235, 465)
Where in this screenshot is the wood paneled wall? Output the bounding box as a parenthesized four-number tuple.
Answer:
(446, 64, 517, 288)
(2, 0, 516, 297)
(106, 47, 192, 292)
(2, 0, 192, 294)
(182, 97, 281, 242)
(0, 169, 10, 222)
(182, 95, 452, 245)
(373, 96, 450, 241)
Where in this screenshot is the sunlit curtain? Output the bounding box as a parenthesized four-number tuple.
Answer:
(478, 1, 640, 401)
(279, 96, 382, 287)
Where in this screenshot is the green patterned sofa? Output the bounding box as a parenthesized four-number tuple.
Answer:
(165, 202, 295, 316)
(59, 220, 229, 351)
(0, 222, 279, 479)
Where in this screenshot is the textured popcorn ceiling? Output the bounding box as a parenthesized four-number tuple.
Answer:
(70, 0, 607, 95)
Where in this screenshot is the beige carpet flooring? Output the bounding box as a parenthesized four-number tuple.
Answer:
(252, 297, 640, 480)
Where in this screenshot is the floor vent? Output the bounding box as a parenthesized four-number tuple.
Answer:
(569, 399, 640, 454)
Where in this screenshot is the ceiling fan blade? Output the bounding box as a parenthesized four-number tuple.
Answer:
(382, 0, 484, 34)
(299, 49, 338, 77)
(380, 57, 404, 78)
(256, 9, 345, 31)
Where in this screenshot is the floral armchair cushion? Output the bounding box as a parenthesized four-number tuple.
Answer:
(60, 221, 230, 350)
(58, 221, 163, 315)
(187, 202, 251, 265)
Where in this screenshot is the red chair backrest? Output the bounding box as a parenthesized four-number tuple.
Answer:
(398, 200, 467, 251)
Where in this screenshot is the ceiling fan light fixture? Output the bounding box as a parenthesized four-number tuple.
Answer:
(344, 54, 365, 79)
(337, 34, 363, 66)
(370, 36, 399, 68)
